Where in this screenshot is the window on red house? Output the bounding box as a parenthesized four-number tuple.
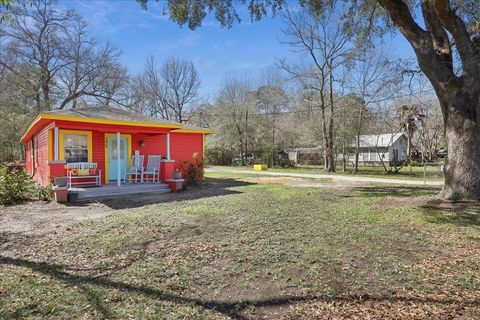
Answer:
(64, 134, 88, 163)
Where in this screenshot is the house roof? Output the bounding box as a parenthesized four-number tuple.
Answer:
(42, 107, 182, 125)
(287, 146, 323, 152)
(21, 106, 213, 142)
(174, 124, 215, 134)
(358, 133, 406, 148)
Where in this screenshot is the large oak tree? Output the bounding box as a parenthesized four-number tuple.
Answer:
(139, 0, 480, 200)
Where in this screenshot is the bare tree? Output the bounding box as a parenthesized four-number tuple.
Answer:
(138, 56, 200, 122)
(0, 0, 127, 110)
(255, 68, 289, 166)
(57, 17, 125, 109)
(416, 101, 444, 162)
(0, 0, 76, 110)
(216, 76, 252, 165)
(161, 56, 200, 123)
(347, 48, 395, 173)
(280, 7, 350, 172)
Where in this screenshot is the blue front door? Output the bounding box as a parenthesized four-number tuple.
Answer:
(107, 137, 128, 181)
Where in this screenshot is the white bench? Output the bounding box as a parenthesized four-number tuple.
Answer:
(66, 162, 102, 188)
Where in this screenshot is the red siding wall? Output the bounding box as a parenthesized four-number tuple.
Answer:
(170, 132, 204, 168)
(131, 133, 166, 166)
(31, 127, 50, 186)
(91, 131, 106, 182)
(25, 141, 32, 174)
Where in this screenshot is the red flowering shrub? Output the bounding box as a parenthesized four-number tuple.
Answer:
(178, 153, 203, 185)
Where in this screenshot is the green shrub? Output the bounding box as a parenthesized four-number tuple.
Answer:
(0, 165, 33, 205)
(35, 184, 52, 201)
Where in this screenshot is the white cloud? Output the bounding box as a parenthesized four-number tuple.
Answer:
(159, 33, 201, 50)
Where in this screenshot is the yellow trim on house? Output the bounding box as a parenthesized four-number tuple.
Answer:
(20, 113, 183, 142)
(20, 114, 42, 142)
(21, 112, 215, 143)
(173, 128, 215, 134)
(104, 133, 132, 184)
(42, 113, 182, 128)
(47, 129, 53, 161)
(58, 129, 93, 162)
(202, 133, 205, 159)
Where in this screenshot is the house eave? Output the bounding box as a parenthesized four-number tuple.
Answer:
(173, 128, 215, 134)
(20, 112, 184, 143)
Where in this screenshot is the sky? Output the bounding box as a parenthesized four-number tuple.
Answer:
(60, 0, 417, 100)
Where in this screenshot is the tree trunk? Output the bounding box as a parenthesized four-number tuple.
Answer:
(235, 123, 245, 166)
(377, 0, 480, 200)
(354, 134, 360, 173)
(439, 99, 480, 200)
(326, 65, 336, 172)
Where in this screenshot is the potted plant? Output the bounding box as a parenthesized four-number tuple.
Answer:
(173, 169, 182, 180)
(54, 176, 68, 187)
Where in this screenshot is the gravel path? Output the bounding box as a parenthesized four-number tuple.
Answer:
(206, 167, 444, 186)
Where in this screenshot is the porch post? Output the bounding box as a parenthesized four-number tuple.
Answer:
(166, 132, 171, 160)
(116, 132, 121, 186)
(54, 127, 59, 161)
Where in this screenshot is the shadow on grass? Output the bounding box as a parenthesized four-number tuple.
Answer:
(1, 256, 479, 320)
(421, 199, 480, 227)
(348, 185, 440, 198)
(67, 177, 256, 210)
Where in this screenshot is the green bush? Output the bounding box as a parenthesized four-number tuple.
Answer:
(0, 165, 32, 205)
(35, 184, 52, 201)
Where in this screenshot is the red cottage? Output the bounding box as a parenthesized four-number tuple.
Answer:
(20, 107, 213, 191)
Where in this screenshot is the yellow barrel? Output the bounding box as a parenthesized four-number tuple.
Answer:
(253, 164, 268, 171)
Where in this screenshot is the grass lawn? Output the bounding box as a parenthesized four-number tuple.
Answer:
(1, 172, 479, 319)
(212, 164, 445, 181)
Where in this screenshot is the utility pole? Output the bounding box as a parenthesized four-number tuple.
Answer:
(245, 109, 248, 165)
(271, 112, 275, 167)
(342, 104, 346, 172)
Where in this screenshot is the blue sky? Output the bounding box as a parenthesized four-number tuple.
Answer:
(61, 0, 416, 100)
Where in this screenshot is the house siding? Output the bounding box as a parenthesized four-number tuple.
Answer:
(170, 132, 204, 167)
(28, 126, 50, 186)
(25, 140, 32, 173)
(92, 131, 106, 182)
(389, 138, 407, 162)
(131, 133, 167, 164)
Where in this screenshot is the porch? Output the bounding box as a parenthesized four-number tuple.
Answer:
(70, 182, 171, 201)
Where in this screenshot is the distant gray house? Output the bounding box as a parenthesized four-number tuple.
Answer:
(340, 133, 408, 166)
(287, 146, 323, 165)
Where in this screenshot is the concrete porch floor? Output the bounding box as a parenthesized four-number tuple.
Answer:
(70, 182, 171, 201)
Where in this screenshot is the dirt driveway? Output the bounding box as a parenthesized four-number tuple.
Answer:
(206, 167, 444, 186)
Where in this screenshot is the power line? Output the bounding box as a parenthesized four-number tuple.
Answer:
(185, 91, 438, 120)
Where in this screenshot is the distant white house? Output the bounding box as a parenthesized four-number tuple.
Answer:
(340, 133, 408, 166)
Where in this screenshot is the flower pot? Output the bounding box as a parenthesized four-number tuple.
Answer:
(173, 172, 182, 179)
(54, 177, 68, 187)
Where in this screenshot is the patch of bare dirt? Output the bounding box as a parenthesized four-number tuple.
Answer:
(425, 198, 480, 214)
(243, 176, 357, 189)
(0, 178, 248, 238)
(0, 201, 111, 236)
(377, 195, 434, 209)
